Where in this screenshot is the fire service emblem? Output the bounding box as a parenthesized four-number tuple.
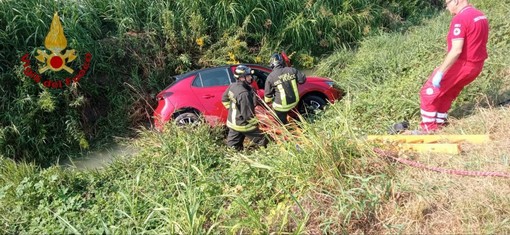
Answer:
(20, 12, 91, 89)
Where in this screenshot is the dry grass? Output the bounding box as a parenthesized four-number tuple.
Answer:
(377, 106, 510, 234)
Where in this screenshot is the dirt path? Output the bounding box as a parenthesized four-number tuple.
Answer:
(59, 144, 138, 170)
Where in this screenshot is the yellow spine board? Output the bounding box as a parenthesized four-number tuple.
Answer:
(366, 135, 490, 144)
(401, 143, 460, 154)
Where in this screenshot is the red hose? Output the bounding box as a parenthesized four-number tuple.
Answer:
(374, 148, 510, 178)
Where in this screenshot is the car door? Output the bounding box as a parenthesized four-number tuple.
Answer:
(250, 67, 270, 100)
(189, 67, 233, 124)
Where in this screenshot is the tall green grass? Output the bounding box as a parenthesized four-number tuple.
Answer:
(0, 115, 391, 233)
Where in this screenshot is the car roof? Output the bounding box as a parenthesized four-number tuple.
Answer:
(160, 64, 272, 92)
(174, 64, 270, 81)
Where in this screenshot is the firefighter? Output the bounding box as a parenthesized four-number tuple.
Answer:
(419, 0, 489, 133)
(264, 53, 306, 124)
(222, 65, 268, 150)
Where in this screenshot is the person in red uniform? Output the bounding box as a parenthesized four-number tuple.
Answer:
(419, 0, 489, 132)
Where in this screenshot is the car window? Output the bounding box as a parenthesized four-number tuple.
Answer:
(192, 68, 231, 87)
(251, 69, 269, 89)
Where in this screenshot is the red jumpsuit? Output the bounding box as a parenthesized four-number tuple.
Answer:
(419, 5, 489, 132)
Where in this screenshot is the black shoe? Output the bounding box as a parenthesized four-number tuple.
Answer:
(388, 121, 409, 134)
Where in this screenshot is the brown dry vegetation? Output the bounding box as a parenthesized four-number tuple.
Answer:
(375, 106, 510, 234)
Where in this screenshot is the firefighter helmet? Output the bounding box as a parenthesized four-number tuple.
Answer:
(234, 65, 253, 79)
(269, 53, 284, 69)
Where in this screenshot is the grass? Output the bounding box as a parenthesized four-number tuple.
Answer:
(0, 114, 390, 233)
(1, 107, 510, 233)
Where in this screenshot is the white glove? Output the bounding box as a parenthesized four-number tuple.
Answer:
(432, 71, 443, 88)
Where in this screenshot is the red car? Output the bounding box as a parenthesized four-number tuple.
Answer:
(153, 64, 342, 130)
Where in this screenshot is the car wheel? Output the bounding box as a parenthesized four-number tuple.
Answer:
(299, 95, 327, 115)
(174, 112, 201, 126)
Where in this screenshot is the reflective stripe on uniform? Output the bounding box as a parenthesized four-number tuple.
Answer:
(420, 109, 436, 118)
(227, 106, 258, 132)
(437, 112, 448, 118)
(436, 112, 448, 124)
(273, 80, 300, 112)
(227, 119, 258, 132)
(273, 100, 299, 112)
(222, 101, 230, 109)
(277, 84, 286, 106)
(291, 79, 299, 100)
(421, 117, 436, 123)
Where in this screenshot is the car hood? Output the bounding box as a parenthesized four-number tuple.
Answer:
(305, 76, 333, 83)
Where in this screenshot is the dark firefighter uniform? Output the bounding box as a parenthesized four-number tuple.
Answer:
(222, 77, 267, 150)
(264, 65, 306, 124)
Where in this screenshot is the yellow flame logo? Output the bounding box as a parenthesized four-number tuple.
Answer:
(35, 12, 77, 74)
